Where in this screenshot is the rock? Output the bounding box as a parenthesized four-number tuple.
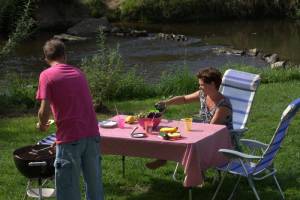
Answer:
(130, 30, 148, 37)
(156, 33, 188, 42)
(35, 0, 89, 30)
(271, 61, 286, 69)
(264, 53, 279, 64)
(115, 32, 126, 37)
(230, 49, 245, 56)
(111, 27, 121, 33)
(246, 48, 259, 56)
(257, 51, 265, 59)
(53, 33, 88, 42)
(213, 47, 227, 54)
(67, 17, 111, 36)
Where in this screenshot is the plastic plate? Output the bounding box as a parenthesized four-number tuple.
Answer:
(99, 120, 117, 128)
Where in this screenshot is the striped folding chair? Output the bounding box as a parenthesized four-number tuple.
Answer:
(219, 69, 261, 149)
(212, 98, 300, 200)
(38, 133, 56, 145)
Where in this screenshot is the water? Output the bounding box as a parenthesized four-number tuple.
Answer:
(1, 19, 299, 81)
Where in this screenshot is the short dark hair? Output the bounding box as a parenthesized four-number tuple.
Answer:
(43, 39, 65, 61)
(197, 67, 222, 89)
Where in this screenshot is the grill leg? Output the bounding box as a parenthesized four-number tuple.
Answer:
(38, 178, 43, 200)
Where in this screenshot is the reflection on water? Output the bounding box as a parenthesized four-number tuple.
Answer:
(1, 19, 300, 81)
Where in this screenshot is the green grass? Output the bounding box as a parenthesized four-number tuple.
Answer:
(1, 81, 300, 199)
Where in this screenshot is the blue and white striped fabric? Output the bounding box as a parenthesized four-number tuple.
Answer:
(218, 98, 300, 176)
(38, 133, 56, 145)
(219, 69, 261, 130)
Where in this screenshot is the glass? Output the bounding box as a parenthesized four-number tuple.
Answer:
(144, 120, 154, 134)
(182, 118, 193, 131)
(117, 116, 125, 128)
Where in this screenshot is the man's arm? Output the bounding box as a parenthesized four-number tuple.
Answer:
(37, 99, 51, 131)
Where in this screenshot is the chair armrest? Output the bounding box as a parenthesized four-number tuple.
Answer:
(230, 127, 248, 136)
(219, 148, 262, 160)
(240, 139, 268, 149)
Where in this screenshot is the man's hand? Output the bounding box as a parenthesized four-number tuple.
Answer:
(37, 99, 51, 132)
(36, 122, 50, 132)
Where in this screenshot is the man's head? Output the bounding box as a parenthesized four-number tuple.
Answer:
(43, 39, 65, 63)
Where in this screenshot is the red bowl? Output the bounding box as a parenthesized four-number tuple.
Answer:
(138, 117, 161, 129)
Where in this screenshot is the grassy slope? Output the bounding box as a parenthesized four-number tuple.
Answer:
(1, 81, 300, 199)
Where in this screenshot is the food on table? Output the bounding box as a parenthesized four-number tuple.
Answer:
(159, 132, 181, 140)
(136, 109, 162, 119)
(125, 115, 136, 124)
(167, 132, 181, 138)
(159, 127, 178, 133)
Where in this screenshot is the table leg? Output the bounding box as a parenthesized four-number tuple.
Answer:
(122, 155, 125, 177)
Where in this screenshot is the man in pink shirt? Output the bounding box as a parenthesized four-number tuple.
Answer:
(36, 39, 104, 200)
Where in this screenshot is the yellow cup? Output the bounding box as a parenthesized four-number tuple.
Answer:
(182, 118, 193, 131)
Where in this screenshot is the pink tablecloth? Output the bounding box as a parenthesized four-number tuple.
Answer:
(99, 115, 232, 187)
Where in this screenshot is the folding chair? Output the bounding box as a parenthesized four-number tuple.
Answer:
(38, 133, 56, 145)
(219, 69, 261, 149)
(173, 69, 261, 181)
(212, 98, 300, 200)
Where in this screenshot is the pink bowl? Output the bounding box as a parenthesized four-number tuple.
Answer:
(138, 118, 161, 129)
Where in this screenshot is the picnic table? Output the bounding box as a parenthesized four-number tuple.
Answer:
(99, 115, 233, 187)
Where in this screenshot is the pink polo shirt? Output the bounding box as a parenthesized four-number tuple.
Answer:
(36, 64, 99, 144)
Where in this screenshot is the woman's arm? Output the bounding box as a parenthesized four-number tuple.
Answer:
(210, 106, 231, 125)
(164, 90, 200, 106)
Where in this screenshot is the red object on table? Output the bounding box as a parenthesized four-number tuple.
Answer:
(99, 115, 233, 187)
(138, 117, 161, 129)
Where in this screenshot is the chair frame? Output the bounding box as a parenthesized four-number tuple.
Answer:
(212, 98, 300, 200)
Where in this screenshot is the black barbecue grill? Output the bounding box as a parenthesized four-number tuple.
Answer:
(13, 144, 56, 200)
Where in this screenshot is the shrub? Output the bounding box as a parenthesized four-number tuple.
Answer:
(158, 66, 198, 97)
(81, 31, 156, 107)
(120, 0, 300, 22)
(0, 73, 37, 115)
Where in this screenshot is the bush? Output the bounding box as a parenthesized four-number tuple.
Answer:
(0, 73, 37, 115)
(158, 66, 198, 96)
(81, 31, 157, 106)
(0, 0, 35, 59)
(120, 0, 300, 22)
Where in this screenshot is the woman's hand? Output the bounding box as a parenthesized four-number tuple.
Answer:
(155, 101, 166, 112)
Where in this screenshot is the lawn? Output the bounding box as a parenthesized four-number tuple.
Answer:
(1, 81, 300, 199)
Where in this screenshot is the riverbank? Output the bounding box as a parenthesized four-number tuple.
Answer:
(117, 0, 300, 22)
(1, 80, 300, 199)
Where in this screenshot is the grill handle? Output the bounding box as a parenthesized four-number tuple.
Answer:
(28, 162, 47, 167)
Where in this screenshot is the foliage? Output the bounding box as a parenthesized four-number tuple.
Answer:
(158, 66, 198, 97)
(120, 0, 300, 22)
(0, 0, 35, 59)
(81, 30, 156, 105)
(0, 73, 37, 115)
(0, 0, 28, 33)
(80, 0, 106, 17)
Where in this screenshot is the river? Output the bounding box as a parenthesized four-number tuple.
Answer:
(1, 19, 299, 81)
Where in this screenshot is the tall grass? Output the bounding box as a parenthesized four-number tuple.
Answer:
(81, 31, 157, 106)
(120, 0, 300, 22)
